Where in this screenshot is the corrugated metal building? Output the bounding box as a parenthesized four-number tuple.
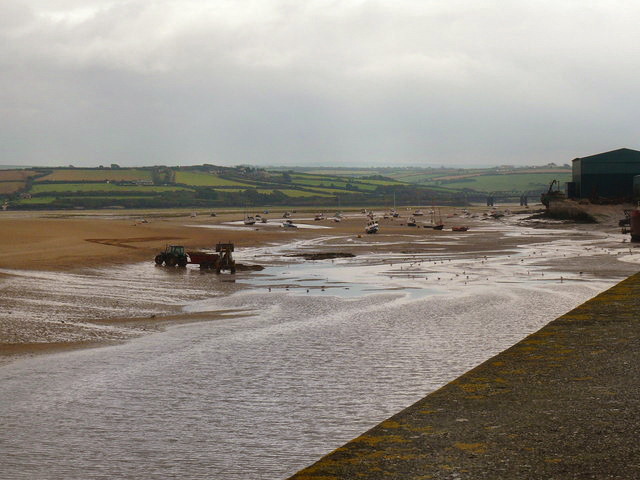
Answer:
(570, 148, 640, 199)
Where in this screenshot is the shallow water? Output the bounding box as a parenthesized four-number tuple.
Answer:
(1, 220, 638, 479)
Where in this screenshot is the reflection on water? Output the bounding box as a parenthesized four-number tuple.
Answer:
(0, 222, 636, 480)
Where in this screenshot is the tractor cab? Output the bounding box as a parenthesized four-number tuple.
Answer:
(166, 245, 185, 256)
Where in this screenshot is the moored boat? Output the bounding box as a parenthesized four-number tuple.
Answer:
(282, 219, 298, 228)
(365, 219, 379, 234)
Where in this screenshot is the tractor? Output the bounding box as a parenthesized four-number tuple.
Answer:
(155, 245, 188, 267)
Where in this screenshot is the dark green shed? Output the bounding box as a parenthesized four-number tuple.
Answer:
(571, 148, 640, 199)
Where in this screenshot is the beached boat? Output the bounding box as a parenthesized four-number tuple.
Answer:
(244, 215, 256, 225)
(451, 226, 469, 232)
(314, 213, 324, 221)
(282, 219, 298, 229)
(423, 208, 444, 230)
(407, 216, 417, 227)
(365, 219, 379, 234)
(413, 209, 424, 216)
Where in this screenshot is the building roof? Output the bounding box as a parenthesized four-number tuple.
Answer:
(572, 148, 640, 163)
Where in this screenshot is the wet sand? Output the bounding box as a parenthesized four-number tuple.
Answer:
(0, 205, 631, 363)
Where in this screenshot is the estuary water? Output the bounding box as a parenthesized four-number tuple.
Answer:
(0, 221, 636, 479)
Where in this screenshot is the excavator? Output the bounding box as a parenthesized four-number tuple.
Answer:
(540, 179, 565, 208)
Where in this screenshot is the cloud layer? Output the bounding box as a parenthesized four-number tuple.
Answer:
(2, 0, 640, 167)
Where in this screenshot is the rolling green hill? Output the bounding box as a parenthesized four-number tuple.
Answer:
(1, 164, 570, 210)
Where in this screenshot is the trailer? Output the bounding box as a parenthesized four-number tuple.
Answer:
(155, 243, 236, 273)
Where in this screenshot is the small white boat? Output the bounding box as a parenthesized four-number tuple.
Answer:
(365, 220, 379, 234)
(282, 219, 298, 228)
(407, 216, 417, 227)
(244, 215, 256, 225)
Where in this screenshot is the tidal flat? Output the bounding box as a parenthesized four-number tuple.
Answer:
(1, 211, 639, 479)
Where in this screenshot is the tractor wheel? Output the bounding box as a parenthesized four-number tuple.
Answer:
(177, 257, 187, 268)
(154, 255, 164, 265)
(165, 255, 177, 267)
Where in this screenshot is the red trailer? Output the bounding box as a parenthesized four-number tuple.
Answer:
(187, 243, 236, 273)
(155, 243, 236, 273)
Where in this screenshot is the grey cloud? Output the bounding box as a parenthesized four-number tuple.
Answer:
(2, 0, 640, 167)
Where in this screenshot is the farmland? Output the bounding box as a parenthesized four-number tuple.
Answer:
(174, 171, 253, 187)
(36, 168, 152, 182)
(1, 164, 572, 210)
(0, 182, 26, 195)
(418, 172, 571, 193)
(30, 183, 191, 194)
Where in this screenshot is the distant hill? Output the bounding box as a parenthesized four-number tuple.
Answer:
(0, 164, 569, 210)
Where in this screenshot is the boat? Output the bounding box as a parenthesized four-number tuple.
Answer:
(332, 216, 341, 223)
(413, 209, 424, 216)
(314, 213, 324, 221)
(261, 217, 268, 223)
(452, 226, 469, 232)
(244, 215, 256, 225)
(423, 207, 444, 230)
(282, 219, 298, 229)
(365, 219, 379, 234)
(282, 211, 291, 218)
(407, 216, 417, 227)
(391, 192, 399, 217)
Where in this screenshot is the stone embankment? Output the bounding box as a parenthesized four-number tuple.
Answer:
(289, 273, 640, 479)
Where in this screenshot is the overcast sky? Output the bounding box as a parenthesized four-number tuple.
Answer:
(2, 0, 640, 168)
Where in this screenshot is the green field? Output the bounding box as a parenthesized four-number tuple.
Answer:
(30, 183, 192, 194)
(15, 196, 57, 204)
(304, 169, 376, 176)
(213, 188, 335, 197)
(272, 189, 334, 197)
(36, 168, 152, 182)
(174, 171, 253, 187)
(289, 174, 382, 191)
(422, 173, 571, 193)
